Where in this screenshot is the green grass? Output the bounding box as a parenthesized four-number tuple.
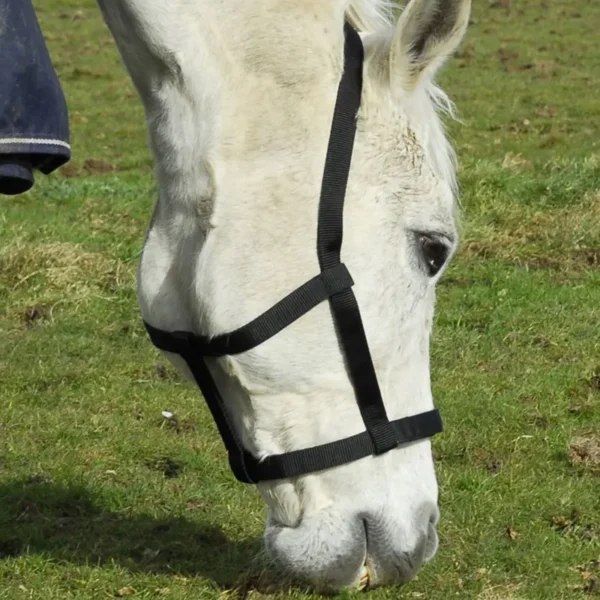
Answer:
(1, 0, 599, 598)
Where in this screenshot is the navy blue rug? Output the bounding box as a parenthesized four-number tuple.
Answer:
(0, 0, 71, 195)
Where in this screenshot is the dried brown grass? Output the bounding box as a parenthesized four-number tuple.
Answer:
(0, 238, 135, 317)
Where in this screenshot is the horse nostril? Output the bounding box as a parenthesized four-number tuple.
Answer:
(424, 515, 439, 562)
(429, 505, 440, 527)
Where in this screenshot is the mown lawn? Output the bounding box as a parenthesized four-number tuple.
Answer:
(1, 0, 599, 599)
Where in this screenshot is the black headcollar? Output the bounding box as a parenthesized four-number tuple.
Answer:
(143, 24, 443, 484)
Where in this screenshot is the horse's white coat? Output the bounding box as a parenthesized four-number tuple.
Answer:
(97, 0, 470, 589)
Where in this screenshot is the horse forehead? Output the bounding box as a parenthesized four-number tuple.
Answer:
(351, 120, 442, 199)
(219, 83, 425, 163)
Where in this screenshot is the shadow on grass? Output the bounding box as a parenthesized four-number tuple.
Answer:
(0, 478, 268, 590)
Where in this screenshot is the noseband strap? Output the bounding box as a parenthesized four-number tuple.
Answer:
(143, 23, 443, 484)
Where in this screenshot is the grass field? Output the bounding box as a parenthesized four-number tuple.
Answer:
(1, 0, 599, 598)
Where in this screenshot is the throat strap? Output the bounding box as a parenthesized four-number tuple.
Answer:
(144, 263, 354, 357)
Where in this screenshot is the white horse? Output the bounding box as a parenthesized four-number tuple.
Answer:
(97, 0, 470, 590)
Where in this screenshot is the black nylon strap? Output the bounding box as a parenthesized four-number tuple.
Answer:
(184, 354, 254, 482)
(317, 24, 364, 273)
(143, 321, 257, 482)
(316, 24, 398, 455)
(233, 409, 443, 483)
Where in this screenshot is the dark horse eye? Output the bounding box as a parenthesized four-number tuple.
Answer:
(418, 235, 449, 277)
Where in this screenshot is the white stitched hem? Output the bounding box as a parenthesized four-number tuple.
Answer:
(0, 137, 71, 150)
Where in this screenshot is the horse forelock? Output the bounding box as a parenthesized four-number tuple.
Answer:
(346, 0, 396, 32)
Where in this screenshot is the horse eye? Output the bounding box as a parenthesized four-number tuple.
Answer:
(418, 234, 450, 277)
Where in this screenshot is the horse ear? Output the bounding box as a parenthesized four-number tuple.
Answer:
(390, 0, 471, 91)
